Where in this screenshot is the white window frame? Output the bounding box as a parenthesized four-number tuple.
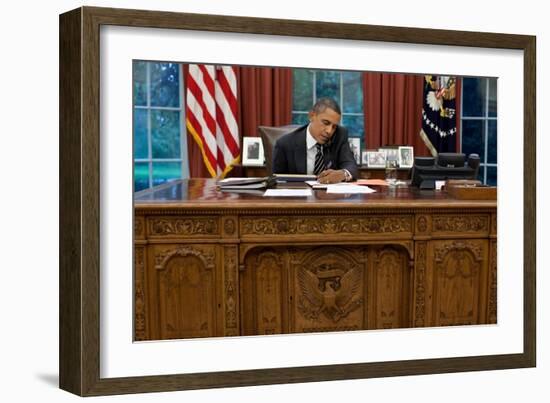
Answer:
(134, 62, 189, 191)
(459, 77, 498, 185)
(291, 69, 364, 138)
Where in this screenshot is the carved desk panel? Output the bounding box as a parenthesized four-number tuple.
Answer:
(134, 179, 497, 341)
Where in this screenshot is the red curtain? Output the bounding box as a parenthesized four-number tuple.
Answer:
(363, 72, 426, 154)
(363, 73, 462, 156)
(185, 65, 292, 177)
(237, 66, 293, 136)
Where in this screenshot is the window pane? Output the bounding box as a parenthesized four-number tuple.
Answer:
(477, 165, 486, 183)
(150, 62, 179, 107)
(291, 112, 309, 125)
(134, 162, 149, 192)
(487, 120, 497, 164)
(316, 70, 340, 103)
(342, 72, 363, 114)
(489, 78, 497, 117)
(133, 61, 147, 106)
(152, 162, 182, 186)
(342, 115, 364, 138)
(151, 110, 180, 159)
(462, 77, 487, 117)
(293, 69, 313, 111)
(486, 166, 497, 186)
(462, 119, 485, 162)
(133, 108, 148, 159)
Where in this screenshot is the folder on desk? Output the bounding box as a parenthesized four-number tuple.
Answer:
(272, 173, 317, 182)
(217, 176, 276, 189)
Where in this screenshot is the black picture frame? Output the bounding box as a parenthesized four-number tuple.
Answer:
(59, 6, 536, 396)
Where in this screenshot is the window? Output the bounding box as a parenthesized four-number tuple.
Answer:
(460, 77, 497, 185)
(133, 61, 189, 192)
(291, 69, 364, 147)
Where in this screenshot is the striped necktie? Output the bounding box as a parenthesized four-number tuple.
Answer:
(313, 143, 326, 175)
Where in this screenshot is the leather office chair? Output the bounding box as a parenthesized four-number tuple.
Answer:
(258, 124, 300, 175)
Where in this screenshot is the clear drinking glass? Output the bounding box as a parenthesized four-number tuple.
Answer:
(385, 160, 398, 186)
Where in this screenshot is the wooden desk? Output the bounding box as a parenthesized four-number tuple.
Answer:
(134, 179, 497, 341)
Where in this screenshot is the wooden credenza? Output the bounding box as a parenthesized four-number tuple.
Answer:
(134, 179, 497, 341)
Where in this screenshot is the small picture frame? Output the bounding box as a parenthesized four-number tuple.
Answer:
(366, 149, 387, 168)
(380, 146, 399, 163)
(242, 137, 265, 166)
(398, 146, 414, 168)
(361, 150, 369, 166)
(348, 137, 361, 164)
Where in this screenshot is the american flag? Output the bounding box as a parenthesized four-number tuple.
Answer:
(186, 64, 240, 178)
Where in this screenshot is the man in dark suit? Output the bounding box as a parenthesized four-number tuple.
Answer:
(272, 98, 358, 184)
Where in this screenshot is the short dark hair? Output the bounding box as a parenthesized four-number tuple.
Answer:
(311, 97, 341, 115)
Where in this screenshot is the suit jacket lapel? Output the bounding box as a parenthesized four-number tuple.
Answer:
(325, 129, 340, 168)
(293, 128, 307, 174)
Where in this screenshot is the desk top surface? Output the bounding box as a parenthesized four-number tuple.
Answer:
(134, 179, 496, 211)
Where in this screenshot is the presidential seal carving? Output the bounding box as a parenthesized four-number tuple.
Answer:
(297, 262, 363, 323)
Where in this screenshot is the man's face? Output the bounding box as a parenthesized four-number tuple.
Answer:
(308, 107, 341, 144)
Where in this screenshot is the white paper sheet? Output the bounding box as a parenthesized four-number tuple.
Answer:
(263, 189, 312, 197)
(326, 185, 376, 194)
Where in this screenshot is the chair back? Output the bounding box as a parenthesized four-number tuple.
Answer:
(258, 125, 300, 175)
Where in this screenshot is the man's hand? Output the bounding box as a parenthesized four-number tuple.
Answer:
(317, 169, 346, 184)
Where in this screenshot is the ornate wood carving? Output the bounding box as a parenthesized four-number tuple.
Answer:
(255, 250, 285, 335)
(153, 245, 216, 339)
(414, 242, 427, 327)
(155, 246, 215, 270)
(223, 218, 236, 236)
(416, 215, 429, 234)
(370, 247, 410, 329)
(134, 217, 145, 239)
(434, 241, 484, 263)
(433, 215, 489, 233)
(292, 248, 365, 332)
(432, 240, 487, 326)
(134, 247, 146, 340)
(241, 216, 412, 236)
(489, 240, 498, 323)
(297, 262, 362, 322)
(149, 217, 219, 237)
(223, 246, 238, 336)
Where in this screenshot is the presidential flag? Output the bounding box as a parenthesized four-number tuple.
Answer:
(419, 75, 457, 156)
(186, 64, 240, 178)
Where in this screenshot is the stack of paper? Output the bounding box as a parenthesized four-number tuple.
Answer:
(326, 184, 376, 194)
(305, 181, 377, 194)
(263, 189, 312, 197)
